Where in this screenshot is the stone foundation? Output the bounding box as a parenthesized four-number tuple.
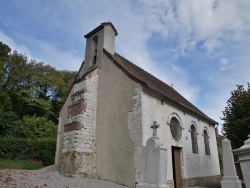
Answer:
(187, 175, 221, 187)
(59, 151, 96, 178)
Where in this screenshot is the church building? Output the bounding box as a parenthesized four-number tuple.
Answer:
(55, 22, 221, 188)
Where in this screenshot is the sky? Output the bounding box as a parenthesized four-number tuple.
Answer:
(1, 0, 250, 133)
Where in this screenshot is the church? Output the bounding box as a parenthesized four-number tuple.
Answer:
(55, 22, 220, 188)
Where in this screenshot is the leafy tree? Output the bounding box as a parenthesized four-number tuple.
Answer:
(0, 110, 19, 136)
(50, 70, 77, 121)
(0, 42, 12, 110)
(0, 41, 77, 138)
(2, 48, 76, 122)
(16, 115, 57, 139)
(221, 84, 250, 149)
(0, 41, 77, 165)
(0, 41, 11, 73)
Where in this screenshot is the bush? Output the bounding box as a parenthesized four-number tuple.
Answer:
(36, 137, 57, 166)
(0, 110, 19, 136)
(0, 137, 56, 166)
(15, 115, 57, 139)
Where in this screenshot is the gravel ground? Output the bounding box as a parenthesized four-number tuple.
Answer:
(0, 165, 129, 188)
(0, 166, 229, 188)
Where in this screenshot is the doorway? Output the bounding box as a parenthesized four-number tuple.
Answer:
(172, 146, 182, 188)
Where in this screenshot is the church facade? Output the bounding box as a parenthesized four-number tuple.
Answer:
(55, 22, 220, 188)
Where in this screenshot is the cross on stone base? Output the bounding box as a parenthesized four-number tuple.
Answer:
(150, 121, 160, 137)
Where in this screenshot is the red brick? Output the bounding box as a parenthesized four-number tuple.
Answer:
(64, 122, 83, 132)
(68, 99, 86, 117)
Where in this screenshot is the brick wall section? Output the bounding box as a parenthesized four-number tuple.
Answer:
(60, 68, 99, 178)
(68, 99, 86, 117)
(64, 122, 82, 132)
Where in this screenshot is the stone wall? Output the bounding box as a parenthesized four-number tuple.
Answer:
(127, 86, 143, 183)
(59, 68, 99, 178)
(187, 175, 221, 187)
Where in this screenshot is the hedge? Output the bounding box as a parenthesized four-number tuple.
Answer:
(0, 137, 56, 166)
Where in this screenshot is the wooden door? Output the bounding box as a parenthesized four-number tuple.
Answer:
(172, 147, 182, 188)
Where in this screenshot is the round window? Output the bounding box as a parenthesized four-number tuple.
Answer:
(170, 117, 182, 141)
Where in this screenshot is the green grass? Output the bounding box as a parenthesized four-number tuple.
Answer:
(0, 159, 42, 170)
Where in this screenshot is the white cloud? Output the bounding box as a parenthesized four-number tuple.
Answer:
(36, 40, 82, 71)
(0, 30, 81, 71)
(220, 58, 230, 70)
(0, 30, 32, 57)
(2, 0, 249, 129)
(140, 0, 250, 56)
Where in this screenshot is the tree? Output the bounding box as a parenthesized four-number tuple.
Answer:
(0, 110, 19, 136)
(15, 115, 57, 139)
(221, 84, 250, 149)
(2, 48, 77, 123)
(0, 41, 76, 165)
(0, 42, 12, 110)
(0, 41, 77, 139)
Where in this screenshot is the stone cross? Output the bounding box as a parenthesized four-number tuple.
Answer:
(151, 121, 160, 137)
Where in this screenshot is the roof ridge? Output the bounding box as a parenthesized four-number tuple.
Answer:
(84, 22, 118, 38)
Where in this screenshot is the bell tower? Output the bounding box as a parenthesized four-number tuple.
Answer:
(80, 22, 118, 76)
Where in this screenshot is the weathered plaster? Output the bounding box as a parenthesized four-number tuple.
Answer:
(96, 54, 138, 187)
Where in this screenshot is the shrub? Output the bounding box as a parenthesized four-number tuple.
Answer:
(0, 137, 56, 166)
(0, 110, 19, 136)
(15, 115, 57, 139)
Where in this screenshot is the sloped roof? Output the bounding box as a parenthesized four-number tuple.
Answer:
(84, 22, 118, 38)
(103, 49, 217, 125)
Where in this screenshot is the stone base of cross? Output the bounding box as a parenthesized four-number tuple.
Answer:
(137, 121, 168, 188)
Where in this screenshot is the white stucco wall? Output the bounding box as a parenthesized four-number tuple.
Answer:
(96, 54, 138, 187)
(140, 90, 220, 182)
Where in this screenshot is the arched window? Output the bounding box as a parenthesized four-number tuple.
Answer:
(91, 36, 98, 67)
(190, 125, 199, 154)
(204, 129, 210, 155)
(170, 117, 182, 141)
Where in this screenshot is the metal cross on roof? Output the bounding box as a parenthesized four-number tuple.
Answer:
(150, 121, 160, 137)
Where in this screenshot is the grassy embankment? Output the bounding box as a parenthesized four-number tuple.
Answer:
(0, 159, 42, 170)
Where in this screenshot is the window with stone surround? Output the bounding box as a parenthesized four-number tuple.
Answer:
(170, 117, 182, 141)
(204, 129, 210, 155)
(190, 124, 199, 154)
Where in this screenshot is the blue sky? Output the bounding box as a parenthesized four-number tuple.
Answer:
(1, 0, 250, 132)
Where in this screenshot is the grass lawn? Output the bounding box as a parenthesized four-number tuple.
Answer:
(0, 159, 42, 170)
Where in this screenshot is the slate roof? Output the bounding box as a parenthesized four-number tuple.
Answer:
(103, 49, 217, 125)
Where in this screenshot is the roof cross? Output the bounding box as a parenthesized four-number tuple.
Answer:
(150, 121, 160, 137)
